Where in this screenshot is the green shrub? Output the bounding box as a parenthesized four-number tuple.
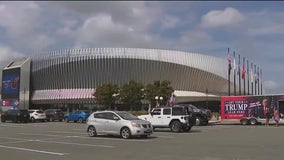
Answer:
(128, 110, 148, 116)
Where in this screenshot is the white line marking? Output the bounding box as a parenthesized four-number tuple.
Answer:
(0, 140, 31, 144)
(39, 140, 115, 148)
(18, 133, 66, 138)
(0, 136, 30, 141)
(18, 132, 150, 142)
(47, 131, 86, 135)
(0, 145, 67, 156)
(69, 135, 151, 142)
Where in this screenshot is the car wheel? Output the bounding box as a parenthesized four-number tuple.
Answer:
(87, 126, 97, 137)
(195, 117, 201, 126)
(65, 118, 69, 123)
(170, 121, 182, 133)
(249, 118, 257, 125)
(240, 118, 248, 125)
(120, 127, 131, 139)
(78, 118, 83, 123)
(31, 117, 35, 123)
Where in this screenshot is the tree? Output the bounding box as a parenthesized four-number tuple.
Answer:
(119, 80, 144, 111)
(93, 84, 119, 110)
(145, 80, 174, 107)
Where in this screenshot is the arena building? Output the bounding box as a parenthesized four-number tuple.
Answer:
(1, 48, 238, 111)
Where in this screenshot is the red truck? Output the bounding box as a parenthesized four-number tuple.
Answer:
(220, 95, 284, 125)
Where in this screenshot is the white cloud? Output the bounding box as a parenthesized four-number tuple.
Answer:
(68, 13, 168, 49)
(0, 45, 25, 62)
(263, 80, 280, 91)
(161, 15, 180, 29)
(246, 11, 284, 36)
(0, 2, 56, 51)
(0, 2, 40, 37)
(201, 7, 245, 28)
(249, 25, 284, 36)
(47, 1, 161, 32)
(180, 30, 212, 45)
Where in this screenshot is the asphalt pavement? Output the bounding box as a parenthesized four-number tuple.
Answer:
(0, 121, 284, 160)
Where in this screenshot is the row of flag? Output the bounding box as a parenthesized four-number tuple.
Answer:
(227, 48, 262, 95)
(227, 50, 262, 83)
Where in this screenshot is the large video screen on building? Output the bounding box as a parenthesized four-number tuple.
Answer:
(1, 68, 21, 99)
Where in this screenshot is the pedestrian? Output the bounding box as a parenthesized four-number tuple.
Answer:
(274, 107, 280, 127)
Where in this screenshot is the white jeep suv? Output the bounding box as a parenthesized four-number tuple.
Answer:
(138, 106, 194, 132)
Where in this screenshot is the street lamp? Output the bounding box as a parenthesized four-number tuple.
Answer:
(155, 96, 163, 107)
(23, 88, 26, 109)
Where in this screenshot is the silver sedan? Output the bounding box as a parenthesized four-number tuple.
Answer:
(87, 111, 153, 139)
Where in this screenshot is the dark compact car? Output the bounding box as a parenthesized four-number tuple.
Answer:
(1, 109, 30, 123)
(181, 104, 211, 126)
(44, 109, 64, 122)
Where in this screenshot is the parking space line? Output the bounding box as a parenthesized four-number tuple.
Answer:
(38, 140, 116, 148)
(0, 140, 31, 144)
(0, 124, 26, 127)
(67, 135, 151, 142)
(19, 133, 151, 142)
(18, 133, 67, 138)
(0, 136, 31, 141)
(0, 145, 67, 156)
(47, 131, 86, 135)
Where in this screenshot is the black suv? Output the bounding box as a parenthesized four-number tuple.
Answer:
(182, 104, 211, 126)
(45, 109, 64, 122)
(1, 109, 30, 123)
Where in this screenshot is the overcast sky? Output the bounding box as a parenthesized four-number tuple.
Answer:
(0, 1, 283, 94)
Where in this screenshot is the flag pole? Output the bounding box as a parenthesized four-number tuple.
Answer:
(257, 66, 260, 95)
(260, 68, 263, 95)
(233, 51, 236, 96)
(227, 48, 231, 96)
(238, 54, 241, 95)
(243, 57, 246, 95)
(247, 59, 249, 95)
(254, 64, 257, 95)
(251, 62, 254, 95)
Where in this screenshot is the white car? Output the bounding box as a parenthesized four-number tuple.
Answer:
(138, 106, 194, 132)
(87, 111, 153, 139)
(29, 109, 47, 122)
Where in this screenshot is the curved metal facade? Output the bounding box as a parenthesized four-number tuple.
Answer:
(31, 48, 230, 104)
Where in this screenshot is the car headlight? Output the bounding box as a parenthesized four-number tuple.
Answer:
(131, 122, 141, 128)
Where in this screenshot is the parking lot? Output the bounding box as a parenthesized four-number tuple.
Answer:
(0, 122, 283, 160)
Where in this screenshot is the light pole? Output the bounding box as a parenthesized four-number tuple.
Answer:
(155, 96, 163, 107)
(23, 88, 26, 109)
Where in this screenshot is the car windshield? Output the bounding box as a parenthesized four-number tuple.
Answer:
(36, 110, 44, 114)
(81, 110, 91, 114)
(116, 112, 140, 120)
(20, 110, 29, 114)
